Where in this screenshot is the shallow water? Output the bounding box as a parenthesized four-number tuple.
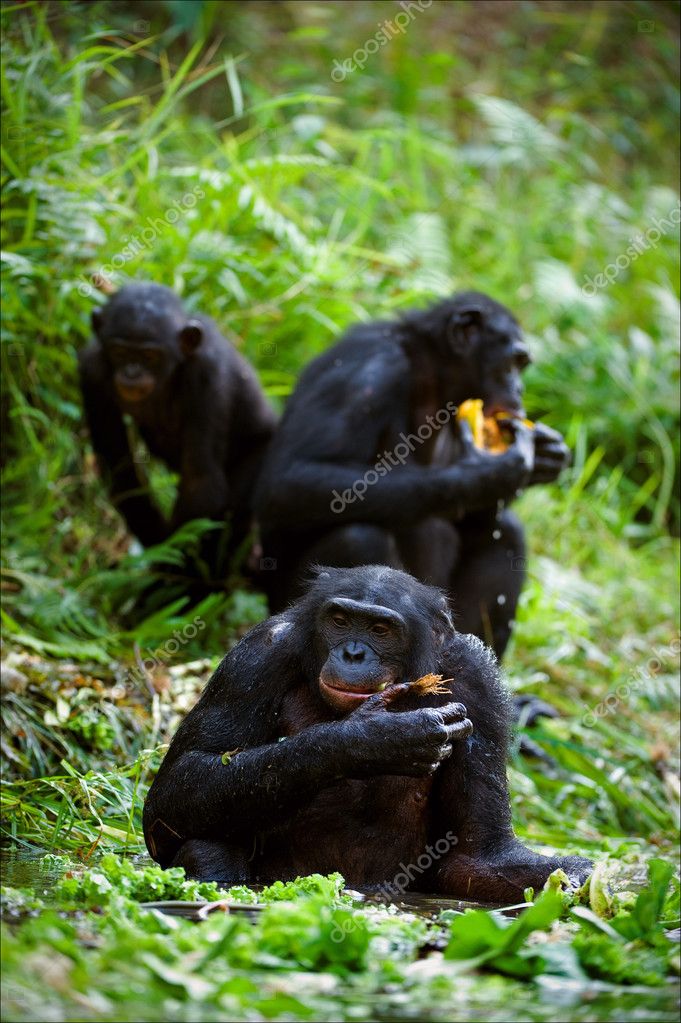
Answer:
(2, 847, 679, 1023)
(1, 847, 67, 895)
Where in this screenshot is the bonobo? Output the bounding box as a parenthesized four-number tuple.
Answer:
(78, 283, 276, 566)
(255, 292, 569, 662)
(143, 566, 591, 901)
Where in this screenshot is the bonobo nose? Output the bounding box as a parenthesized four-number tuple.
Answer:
(342, 642, 366, 663)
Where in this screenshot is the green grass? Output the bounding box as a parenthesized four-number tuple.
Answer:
(1, 1, 679, 1021)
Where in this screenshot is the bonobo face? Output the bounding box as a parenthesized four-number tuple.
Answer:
(92, 284, 204, 405)
(440, 293, 532, 417)
(476, 320, 531, 418)
(104, 339, 173, 404)
(316, 597, 409, 714)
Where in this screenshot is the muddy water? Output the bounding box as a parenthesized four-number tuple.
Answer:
(0, 847, 493, 915)
(1, 847, 67, 895)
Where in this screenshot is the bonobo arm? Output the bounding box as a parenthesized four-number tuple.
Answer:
(78, 346, 168, 546)
(144, 616, 472, 866)
(257, 348, 534, 531)
(170, 368, 231, 531)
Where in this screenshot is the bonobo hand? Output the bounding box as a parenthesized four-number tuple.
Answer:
(334, 687, 473, 778)
(451, 419, 535, 506)
(528, 422, 571, 485)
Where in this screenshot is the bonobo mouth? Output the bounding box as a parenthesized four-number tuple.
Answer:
(483, 401, 526, 419)
(117, 384, 154, 404)
(319, 677, 391, 714)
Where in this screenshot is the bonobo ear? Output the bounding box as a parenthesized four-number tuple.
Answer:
(447, 304, 484, 355)
(433, 598, 455, 644)
(179, 319, 204, 356)
(91, 309, 103, 337)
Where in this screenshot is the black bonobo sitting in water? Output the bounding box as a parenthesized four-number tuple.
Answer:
(143, 566, 591, 901)
(78, 283, 276, 574)
(255, 292, 570, 666)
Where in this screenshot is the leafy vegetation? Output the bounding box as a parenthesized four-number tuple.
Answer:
(1, 1, 679, 1020)
(2, 856, 679, 1021)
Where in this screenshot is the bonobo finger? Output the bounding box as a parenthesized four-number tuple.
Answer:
(530, 465, 564, 483)
(530, 470, 562, 484)
(445, 718, 474, 741)
(515, 694, 559, 725)
(505, 421, 534, 457)
(456, 418, 477, 451)
(533, 442, 568, 459)
(532, 456, 566, 473)
(438, 701, 468, 723)
(533, 441, 569, 458)
(534, 441, 567, 459)
(532, 422, 564, 444)
(356, 683, 410, 713)
(399, 758, 438, 776)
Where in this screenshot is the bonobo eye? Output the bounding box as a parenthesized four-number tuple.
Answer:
(108, 343, 135, 366)
(330, 613, 349, 629)
(370, 622, 391, 638)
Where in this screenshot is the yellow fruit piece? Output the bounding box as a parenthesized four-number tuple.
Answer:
(457, 399, 533, 455)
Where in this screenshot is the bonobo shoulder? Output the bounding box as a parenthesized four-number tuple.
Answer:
(299, 327, 409, 396)
(202, 614, 298, 698)
(77, 342, 111, 389)
(443, 631, 504, 684)
(77, 341, 103, 373)
(440, 631, 511, 734)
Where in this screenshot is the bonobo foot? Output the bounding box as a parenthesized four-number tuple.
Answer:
(435, 844, 592, 904)
(171, 839, 254, 885)
(513, 694, 560, 762)
(513, 693, 560, 727)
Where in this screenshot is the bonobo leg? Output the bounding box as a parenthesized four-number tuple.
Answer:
(264, 525, 402, 612)
(448, 509, 558, 731)
(396, 517, 460, 589)
(428, 667, 591, 903)
(449, 508, 525, 659)
(436, 842, 591, 904)
(171, 839, 254, 884)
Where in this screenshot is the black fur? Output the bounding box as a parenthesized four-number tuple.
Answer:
(143, 566, 590, 901)
(255, 292, 569, 662)
(78, 283, 276, 564)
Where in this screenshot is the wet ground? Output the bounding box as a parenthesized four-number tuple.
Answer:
(2, 847, 679, 1023)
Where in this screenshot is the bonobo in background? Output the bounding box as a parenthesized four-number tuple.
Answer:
(256, 292, 570, 661)
(78, 283, 276, 581)
(143, 565, 591, 900)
